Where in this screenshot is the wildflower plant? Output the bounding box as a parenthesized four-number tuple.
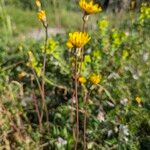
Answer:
(66, 0, 103, 149)
(0, 1, 149, 150)
(27, 0, 49, 130)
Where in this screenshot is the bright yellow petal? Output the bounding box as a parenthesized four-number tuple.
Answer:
(66, 42, 73, 48)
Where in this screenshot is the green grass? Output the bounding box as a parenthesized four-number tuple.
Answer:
(2, 5, 103, 35)
(3, 5, 82, 33)
(6, 6, 40, 33)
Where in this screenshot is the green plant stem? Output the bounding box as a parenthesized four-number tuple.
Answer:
(82, 14, 87, 32)
(70, 49, 76, 141)
(83, 89, 91, 150)
(79, 14, 87, 75)
(32, 91, 42, 130)
(71, 91, 76, 139)
(81, 14, 88, 150)
(75, 50, 79, 150)
(30, 67, 43, 130)
(83, 92, 87, 150)
(83, 114, 87, 150)
(30, 73, 42, 130)
(40, 22, 49, 124)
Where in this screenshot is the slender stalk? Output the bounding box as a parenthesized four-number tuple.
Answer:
(34, 1, 49, 130)
(82, 14, 87, 32)
(79, 14, 88, 75)
(83, 91, 88, 150)
(79, 14, 88, 149)
(74, 49, 79, 150)
(30, 67, 43, 131)
(70, 49, 76, 142)
(30, 72, 42, 130)
(83, 90, 91, 150)
(71, 12, 89, 150)
(74, 13, 88, 149)
(83, 113, 87, 150)
(71, 90, 76, 140)
(41, 22, 49, 124)
(32, 92, 42, 130)
(83, 92, 87, 150)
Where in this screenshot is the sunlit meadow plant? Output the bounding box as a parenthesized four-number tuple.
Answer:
(66, 0, 102, 149)
(139, 3, 150, 26)
(27, 0, 49, 130)
(1, 1, 149, 149)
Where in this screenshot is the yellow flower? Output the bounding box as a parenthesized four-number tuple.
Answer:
(79, 0, 102, 15)
(79, 76, 87, 84)
(37, 10, 46, 22)
(66, 32, 91, 49)
(35, 0, 41, 9)
(135, 96, 142, 104)
(90, 74, 101, 85)
(18, 71, 27, 79)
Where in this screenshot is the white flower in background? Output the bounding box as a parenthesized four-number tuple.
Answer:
(114, 126, 119, 133)
(54, 61, 59, 66)
(56, 137, 67, 148)
(133, 74, 139, 80)
(97, 111, 105, 122)
(124, 137, 129, 142)
(120, 98, 128, 105)
(125, 31, 129, 36)
(143, 52, 149, 61)
(119, 125, 129, 136)
(108, 72, 120, 79)
(87, 142, 94, 149)
(124, 66, 130, 71)
(107, 101, 115, 107)
(86, 48, 92, 54)
(119, 124, 129, 142)
(107, 130, 113, 137)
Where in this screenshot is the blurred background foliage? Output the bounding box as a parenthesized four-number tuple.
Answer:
(0, 0, 150, 149)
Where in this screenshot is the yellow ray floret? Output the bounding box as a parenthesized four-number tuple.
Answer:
(90, 74, 102, 85)
(135, 96, 142, 105)
(79, 76, 87, 84)
(66, 32, 91, 48)
(35, 0, 41, 8)
(37, 10, 46, 22)
(79, 0, 102, 14)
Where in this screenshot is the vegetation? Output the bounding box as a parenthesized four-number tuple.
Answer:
(0, 0, 150, 149)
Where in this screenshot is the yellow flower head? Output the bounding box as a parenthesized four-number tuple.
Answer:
(66, 32, 91, 49)
(90, 74, 101, 85)
(79, 0, 102, 15)
(135, 96, 142, 104)
(35, 0, 41, 9)
(37, 10, 46, 22)
(79, 76, 87, 84)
